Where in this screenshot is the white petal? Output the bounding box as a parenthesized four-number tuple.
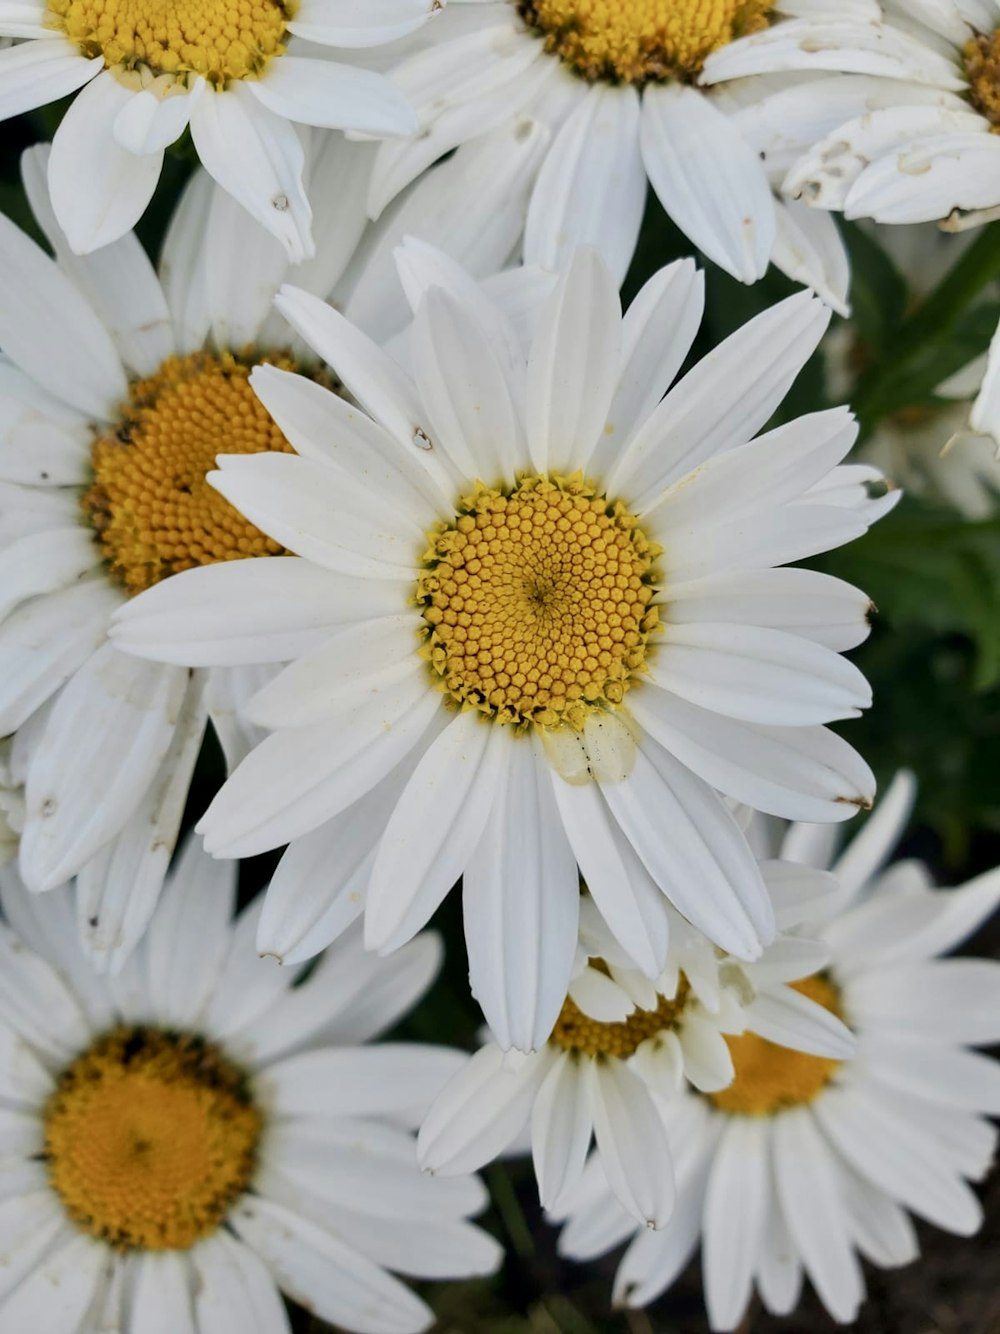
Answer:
(524, 83, 646, 287)
(230, 1196, 433, 1334)
(640, 84, 774, 284)
(830, 768, 916, 903)
(815, 1083, 983, 1235)
(0, 211, 126, 418)
(418, 1045, 551, 1176)
(263, 1043, 467, 1126)
(594, 259, 705, 472)
(131, 1252, 196, 1334)
(112, 79, 200, 154)
(410, 285, 524, 486)
(629, 689, 875, 822)
(648, 623, 870, 726)
(364, 712, 507, 954)
(250, 363, 442, 522)
(289, 0, 441, 46)
(20, 142, 174, 377)
(19, 648, 188, 890)
(600, 741, 774, 959)
(463, 731, 579, 1051)
(111, 556, 405, 666)
(198, 677, 441, 858)
(49, 70, 164, 253)
(846, 959, 1000, 1045)
(0, 38, 101, 123)
(744, 985, 854, 1059)
(525, 247, 621, 475)
(588, 1057, 674, 1228)
(189, 83, 313, 263)
(772, 1109, 865, 1323)
(192, 1233, 290, 1334)
(531, 1052, 594, 1210)
(606, 291, 829, 501)
(702, 1117, 768, 1329)
(0, 1232, 111, 1329)
(248, 56, 417, 135)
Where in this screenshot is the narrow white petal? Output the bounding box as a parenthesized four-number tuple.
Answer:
(640, 84, 774, 284)
(19, 648, 188, 890)
(248, 56, 417, 135)
(230, 1196, 433, 1334)
(744, 985, 854, 1059)
(525, 247, 621, 475)
(0, 38, 101, 122)
(588, 1058, 674, 1228)
(131, 1251, 196, 1334)
(464, 732, 579, 1051)
(192, 1233, 291, 1334)
(189, 84, 313, 263)
(0, 210, 126, 417)
(772, 1109, 865, 1323)
(364, 712, 508, 954)
(702, 1117, 768, 1329)
(419, 1045, 551, 1176)
(531, 1051, 594, 1210)
(525, 84, 646, 287)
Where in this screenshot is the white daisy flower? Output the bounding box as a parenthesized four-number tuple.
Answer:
(113, 245, 893, 1053)
(555, 772, 1000, 1329)
(777, 0, 1000, 227)
(0, 838, 500, 1333)
(367, 0, 862, 291)
(0, 0, 440, 256)
(417, 867, 854, 1231)
(0, 132, 527, 973)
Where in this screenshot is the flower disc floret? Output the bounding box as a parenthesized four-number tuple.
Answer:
(517, 0, 773, 84)
(709, 975, 843, 1115)
(550, 977, 691, 1059)
(82, 349, 294, 595)
(48, 0, 291, 84)
(417, 472, 659, 729)
(44, 1026, 261, 1252)
(965, 29, 1000, 129)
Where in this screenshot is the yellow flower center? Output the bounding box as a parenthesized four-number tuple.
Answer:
(48, 0, 292, 85)
(550, 976, 690, 1059)
(517, 0, 773, 84)
(417, 473, 659, 729)
(709, 975, 844, 1116)
(965, 30, 1000, 130)
(44, 1026, 261, 1252)
(81, 350, 294, 596)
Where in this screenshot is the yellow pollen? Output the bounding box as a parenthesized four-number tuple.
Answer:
(48, 0, 292, 85)
(518, 0, 773, 84)
(709, 975, 844, 1116)
(81, 350, 294, 596)
(417, 473, 659, 729)
(550, 976, 690, 1059)
(44, 1026, 261, 1252)
(965, 30, 1000, 130)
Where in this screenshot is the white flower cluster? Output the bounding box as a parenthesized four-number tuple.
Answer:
(0, 0, 997, 1329)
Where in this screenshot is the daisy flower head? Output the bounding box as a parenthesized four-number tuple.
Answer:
(555, 771, 1000, 1329)
(0, 839, 500, 1332)
(0, 0, 441, 257)
(367, 0, 863, 291)
(777, 0, 1000, 227)
(417, 866, 854, 1231)
(113, 244, 894, 1054)
(0, 134, 525, 973)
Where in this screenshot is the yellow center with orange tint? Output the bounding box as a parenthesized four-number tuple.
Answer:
(81, 350, 294, 595)
(965, 30, 1000, 130)
(550, 976, 690, 1058)
(518, 0, 773, 83)
(44, 1026, 261, 1251)
(709, 975, 844, 1116)
(417, 473, 659, 729)
(48, 0, 292, 84)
